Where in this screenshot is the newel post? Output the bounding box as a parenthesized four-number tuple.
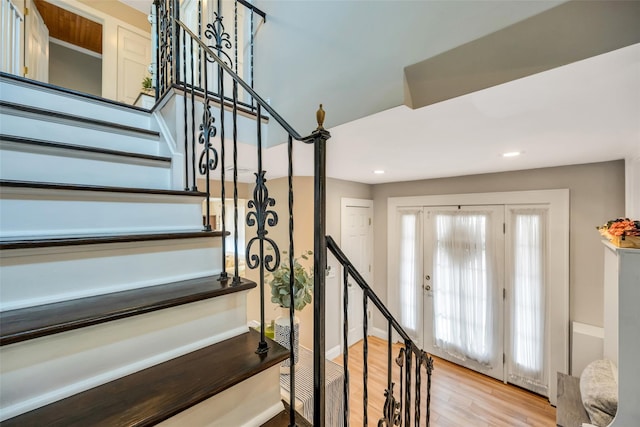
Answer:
(313, 104, 331, 427)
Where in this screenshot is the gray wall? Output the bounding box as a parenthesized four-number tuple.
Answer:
(49, 42, 102, 97)
(372, 160, 625, 330)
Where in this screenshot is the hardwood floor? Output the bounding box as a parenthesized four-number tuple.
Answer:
(333, 336, 556, 426)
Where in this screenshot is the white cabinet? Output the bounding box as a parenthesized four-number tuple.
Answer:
(603, 242, 640, 426)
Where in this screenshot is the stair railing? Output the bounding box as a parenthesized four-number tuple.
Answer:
(154, 1, 331, 425)
(153, 0, 265, 109)
(327, 236, 434, 427)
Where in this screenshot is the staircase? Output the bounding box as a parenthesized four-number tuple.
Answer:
(0, 72, 288, 426)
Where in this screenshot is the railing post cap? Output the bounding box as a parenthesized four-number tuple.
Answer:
(316, 104, 325, 130)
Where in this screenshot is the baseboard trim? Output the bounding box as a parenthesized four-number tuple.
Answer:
(371, 327, 386, 340)
(326, 344, 341, 360)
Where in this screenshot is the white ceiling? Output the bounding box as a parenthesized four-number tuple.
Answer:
(263, 43, 640, 184)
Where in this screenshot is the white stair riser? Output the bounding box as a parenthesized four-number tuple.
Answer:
(0, 146, 171, 189)
(0, 239, 222, 310)
(159, 366, 284, 427)
(0, 192, 202, 238)
(0, 113, 161, 156)
(0, 293, 250, 421)
(0, 79, 154, 129)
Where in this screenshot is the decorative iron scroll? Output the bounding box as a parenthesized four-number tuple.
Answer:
(198, 104, 219, 175)
(156, 0, 172, 95)
(378, 383, 401, 427)
(246, 171, 280, 272)
(204, 13, 233, 68)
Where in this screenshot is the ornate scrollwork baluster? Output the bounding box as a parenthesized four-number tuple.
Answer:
(395, 347, 405, 425)
(424, 352, 434, 427)
(246, 171, 280, 272)
(378, 383, 401, 427)
(405, 343, 412, 427)
(204, 12, 233, 68)
(198, 103, 219, 232)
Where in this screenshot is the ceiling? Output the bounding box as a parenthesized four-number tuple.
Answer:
(118, 1, 639, 185)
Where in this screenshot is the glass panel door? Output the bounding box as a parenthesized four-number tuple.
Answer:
(423, 205, 504, 381)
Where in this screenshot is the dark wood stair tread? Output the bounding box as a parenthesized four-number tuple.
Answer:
(0, 179, 206, 197)
(261, 402, 313, 427)
(0, 330, 289, 427)
(0, 230, 223, 250)
(0, 275, 256, 346)
(0, 101, 160, 138)
(0, 135, 171, 163)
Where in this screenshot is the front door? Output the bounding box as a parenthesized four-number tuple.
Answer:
(423, 205, 505, 381)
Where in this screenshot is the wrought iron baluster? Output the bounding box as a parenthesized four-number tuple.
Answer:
(190, 36, 197, 192)
(363, 292, 368, 427)
(153, 0, 161, 99)
(425, 353, 433, 427)
(172, 0, 180, 85)
(379, 322, 401, 427)
(234, 0, 238, 76)
(249, 9, 254, 108)
(198, 57, 218, 233)
(246, 102, 280, 354)
(197, 0, 202, 88)
(396, 348, 405, 426)
(218, 64, 227, 278)
(404, 341, 412, 427)
(343, 267, 350, 427)
(182, 27, 189, 190)
(232, 79, 240, 282)
(287, 133, 296, 427)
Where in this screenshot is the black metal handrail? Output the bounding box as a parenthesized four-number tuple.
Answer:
(327, 235, 434, 427)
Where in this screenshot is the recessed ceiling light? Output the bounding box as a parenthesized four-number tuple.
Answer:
(374, 170, 385, 174)
(502, 151, 522, 158)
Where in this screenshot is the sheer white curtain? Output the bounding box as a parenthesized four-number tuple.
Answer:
(398, 209, 422, 339)
(433, 211, 495, 366)
(508, 209, 548, 394)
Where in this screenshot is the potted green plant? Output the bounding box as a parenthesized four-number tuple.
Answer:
(141, 76, 154, 95)
(269, 250, 313, 372)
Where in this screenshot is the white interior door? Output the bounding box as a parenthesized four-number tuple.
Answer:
(117, 26, 151, 104)
(1, 0, 24, 75)
(341, 198, 373, 347)
(423, 205, 505, 381)
(25, 0, 48, 82)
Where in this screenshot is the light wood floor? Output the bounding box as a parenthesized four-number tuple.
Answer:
(333, 336, 556, 426)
